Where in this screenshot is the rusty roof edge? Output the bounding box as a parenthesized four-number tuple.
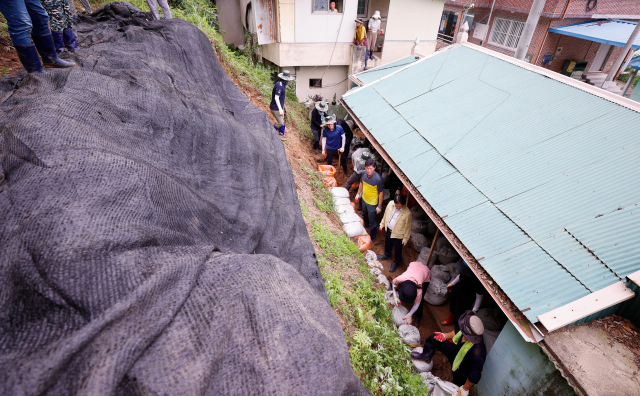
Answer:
(342, 98, 539, 343)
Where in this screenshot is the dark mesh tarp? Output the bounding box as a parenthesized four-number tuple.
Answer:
(0, 3, 369, 394)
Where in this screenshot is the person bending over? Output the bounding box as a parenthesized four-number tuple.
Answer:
(391, 261, 430, 326)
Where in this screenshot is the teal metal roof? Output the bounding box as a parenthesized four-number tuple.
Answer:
(343, 45, 640, 322)
(353, 56, 420, 85)
(549, 19, 640, 49)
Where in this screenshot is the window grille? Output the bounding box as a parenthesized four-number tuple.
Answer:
(313, 0, 328, 12)
(488, 18, 525, 50)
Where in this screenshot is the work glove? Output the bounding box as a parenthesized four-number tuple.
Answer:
(355, 193, 361, 203)
(434, 332, 446, 342)
(339, 147, 344, 153)
(402, 315, 413, 325)
(453, 389, 469, 396)
(376, 206, 382, 214)
(357, 45, 362, 49)
(393, 292, 400, 306)
(446, 282, 455, 292)
(279, 110, 284, 116)
(402, 241, 406, 247)
(322, 150, 326, 158)
(379, 224, 384, 231)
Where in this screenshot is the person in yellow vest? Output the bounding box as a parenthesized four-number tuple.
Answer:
(355, 159, 383, 241)
(353, 18, 369, 70)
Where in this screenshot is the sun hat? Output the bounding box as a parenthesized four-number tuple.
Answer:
(315, 100, 329, 112)
(372, 11, 381, 19)
(355, 18, 364, 24)
(277, 70, 295, 81)
(458, 310, 485, 344)
(324, 115, 337, 125)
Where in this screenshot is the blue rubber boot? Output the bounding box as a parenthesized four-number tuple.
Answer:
(63, 28, 78, 52)
(14, 44, 46, 73)
(279, 125, 285, 137)
(52, 31, 64, 54)
(31, 34, 76, 68)
(364, 54, 368, 70)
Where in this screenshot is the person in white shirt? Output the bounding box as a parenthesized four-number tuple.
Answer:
(367, 11, 381, 60)
(329, 1, 338, 13)
(377, 194, 412, 272)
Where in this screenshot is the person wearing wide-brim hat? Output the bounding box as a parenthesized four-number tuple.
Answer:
(269, 70, 295, 137)
(411, 310, 487, 396)
(310, 100, 329, 153)
(353, 19, 369, 70)
(367, 11, 381, 60)
(321, 115, 345, 166)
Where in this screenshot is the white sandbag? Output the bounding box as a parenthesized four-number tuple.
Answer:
(330, 187, 350, 199)
(416, 247, 431, 266)
(420, 372, 437, 394)
(440, 262, 459, 283)
(434, 235, 451, 251)
(333, 197, 351, 206)
(432, 377, 459, 396)
(343, 222, 367, 238)
(339, 212, 362, 224)
(398, 325, 421, 346)
(424, 278, 448, 306)
(438, 246, 459, 264)
(410, 205, 427, 221)
(385, 291, 396, 305)
(428, 250, 439, 268)
(431, 265, 452, 283)
(377, 274, 391, 290)
(383, 189, 390, 202)
(372, 260, 383, 270)
(364, 250, 377, 263)
(410, 347, 433, 373)
(369, 267, 382, 276)
(411, 232, 430, 251)
(335, 204, 355, 215)
(392, 305, 409, 327)
(411, 219, 429, 234)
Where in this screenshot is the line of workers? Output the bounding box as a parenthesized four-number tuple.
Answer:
(268, 77, 488, 394)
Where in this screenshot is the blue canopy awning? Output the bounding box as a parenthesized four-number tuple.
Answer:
(549, 19, 640, 49)
(629, 55, 640, 70)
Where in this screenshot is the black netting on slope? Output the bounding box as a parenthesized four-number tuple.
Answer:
(0, 3, 369, 395)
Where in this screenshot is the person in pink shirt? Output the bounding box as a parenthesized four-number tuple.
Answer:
(392, 261, 431, 326)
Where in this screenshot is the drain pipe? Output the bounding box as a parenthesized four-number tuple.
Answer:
(482, 0, 496, 47)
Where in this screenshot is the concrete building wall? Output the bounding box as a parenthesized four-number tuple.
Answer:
(293, 0, 358, 43)
(278, 0, 295, 42)
(291, 65, 349, 102)
(382, 0, 443, 63)
(217, 0, 245, 47)
(477, 321, 575, 396)
(261, 43, 351, 66)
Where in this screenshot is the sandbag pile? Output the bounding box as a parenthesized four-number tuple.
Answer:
(420, 372, 459, 396)
(398, 325, 421, 345)
(424, 278, 449, 305)
(0, 3, 368, 395)
(410, 347, 434, 373)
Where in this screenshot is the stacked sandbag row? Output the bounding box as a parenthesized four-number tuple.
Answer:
(331, 187, 373, 252)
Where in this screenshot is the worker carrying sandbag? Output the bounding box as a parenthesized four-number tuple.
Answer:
(355, 158, 383, 241)
(344, 147, 372, 191)
(391, 261, 430, 326)
(377, 194, 412, 272)
(321, 115, 345, 166)
(441, 259, 485, 327)
(411, 310, 487, 396)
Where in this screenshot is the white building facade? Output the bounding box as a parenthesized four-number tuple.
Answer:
(217, 0, 445, 100)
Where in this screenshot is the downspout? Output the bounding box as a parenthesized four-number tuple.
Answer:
(482, 0, 496, 47)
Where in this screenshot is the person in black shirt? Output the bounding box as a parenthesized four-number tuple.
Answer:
(412, 310, 487, 396)
(335, 118, 353, 175)
(311, 101, 328, 153)
(269, 70, 295, 137)
(441, 259, 485, 327)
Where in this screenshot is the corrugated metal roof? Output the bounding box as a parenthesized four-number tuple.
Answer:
(548, 19, 640, 49)
(343, 44, 640, 323)
(354, 56, 420, 85)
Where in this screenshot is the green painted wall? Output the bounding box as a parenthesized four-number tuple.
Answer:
(477, 322, 575, 396)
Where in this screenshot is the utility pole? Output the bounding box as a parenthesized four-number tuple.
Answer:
(514, 0, 547, 61)
(602, 22, 640, 89)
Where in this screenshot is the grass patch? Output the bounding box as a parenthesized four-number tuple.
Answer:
(304, 165, 335, 214)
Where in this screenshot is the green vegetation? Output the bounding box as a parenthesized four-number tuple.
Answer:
(617, 66, 640, 87)
(304, 165, 335, 214)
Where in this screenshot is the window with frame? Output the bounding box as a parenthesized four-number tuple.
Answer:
(488, 18, 525, 50)
(310, 78, 322, 88)
(313, 0, 342, 13)
(357, 0, 367, 16)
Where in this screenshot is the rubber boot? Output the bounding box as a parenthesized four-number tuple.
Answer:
(14, 44, 46, 73)
(32, 34, 76, 68)
(51, 31, 64, 54)
(369, 50, 373, 60)
(369, 226, 377, 241)
(63, 28, 78, 52)
(441, 312, 455, 326)
(364, 54, 368, 70)
(279, 124, 285, 137)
